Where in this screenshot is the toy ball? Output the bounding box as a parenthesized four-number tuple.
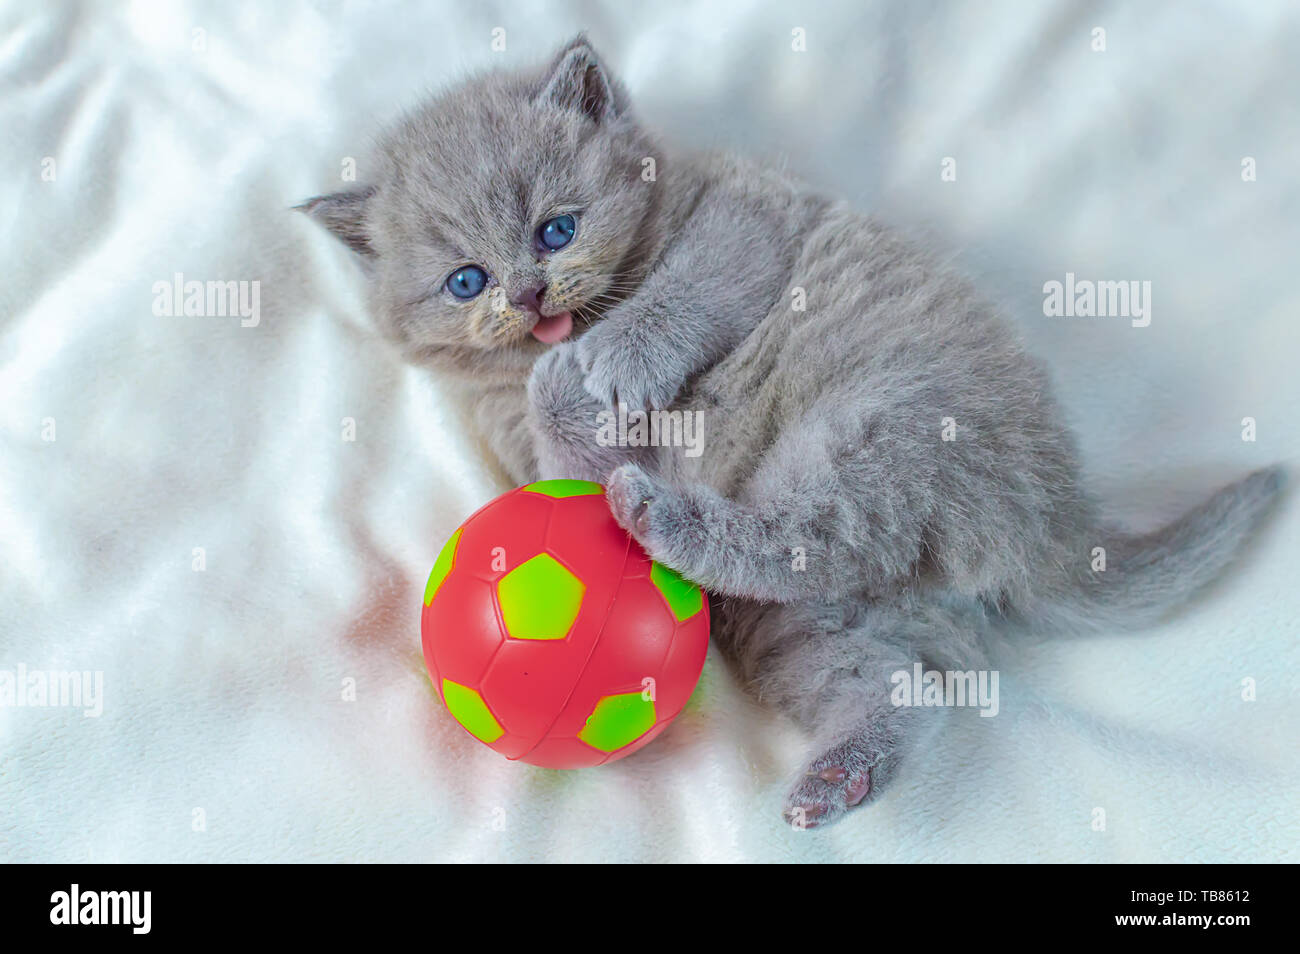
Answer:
(420, 479, 710, 768)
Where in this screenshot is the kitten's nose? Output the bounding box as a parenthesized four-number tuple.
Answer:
(509, 282, 546, 313)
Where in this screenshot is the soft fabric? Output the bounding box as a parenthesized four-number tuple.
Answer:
(1, 0, 1296, 862)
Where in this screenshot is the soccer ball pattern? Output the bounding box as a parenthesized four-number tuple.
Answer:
(420, 479, 710, 768)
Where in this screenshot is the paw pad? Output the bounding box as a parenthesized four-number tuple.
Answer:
(785, 737, 888, 829)
(846, 772, 872, 807)
(813, 766, 847, 783)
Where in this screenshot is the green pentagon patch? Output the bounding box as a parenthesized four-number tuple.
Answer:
(521, 479, 604, 498)
(649, 561, 703, 621)
(579, 691, 656, 753)
(497, 553, 585, 639)
(441, 679, 504, 743)
(424, 528, 462, 606)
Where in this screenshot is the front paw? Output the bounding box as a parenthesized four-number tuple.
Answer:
(605, 462, 708, 579)
(605, 462, 662, 541)
(527, 342, 586, 410)
(576, 320, 687, 410)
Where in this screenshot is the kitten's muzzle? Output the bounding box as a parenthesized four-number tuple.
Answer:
(507, 282, 573, 343)
(509, 282, 547, 314)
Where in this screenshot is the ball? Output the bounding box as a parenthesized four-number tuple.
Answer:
(420, 478, 710, 768)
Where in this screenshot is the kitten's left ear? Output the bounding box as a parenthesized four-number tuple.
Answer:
(537, 35, 627, 123)
(295, 186, 376, 257)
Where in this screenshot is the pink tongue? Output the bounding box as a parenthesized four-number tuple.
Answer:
(531, 311, 573, 344)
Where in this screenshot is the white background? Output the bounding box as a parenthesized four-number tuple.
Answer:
(1, 0, 1297, 862)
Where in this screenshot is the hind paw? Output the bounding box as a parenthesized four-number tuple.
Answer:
(783, 732, 894, 830)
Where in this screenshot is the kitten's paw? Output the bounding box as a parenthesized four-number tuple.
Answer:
(783, 731, 896, 830)
(528, 342, 603, 441)
(607, 463, 713, 588)
(527, 341, 588, 415)
(576, 321, 687, 411)
(605, 463, 663, 542)
(528, 344, 623, 482)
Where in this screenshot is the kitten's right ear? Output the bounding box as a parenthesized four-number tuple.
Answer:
(295, 186, 375, 257)
(537, 34, 626, 123)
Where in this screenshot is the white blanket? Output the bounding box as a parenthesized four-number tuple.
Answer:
(2, 0, 1297, 863)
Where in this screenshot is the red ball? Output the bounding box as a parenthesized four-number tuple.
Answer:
(420, 479, 709, 768)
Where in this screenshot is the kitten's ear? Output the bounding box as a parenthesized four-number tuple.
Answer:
(537, 34, 626, 123)
(295, 186, 376, 257)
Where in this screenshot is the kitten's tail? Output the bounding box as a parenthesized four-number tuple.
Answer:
(1022, 466, 1285, 634)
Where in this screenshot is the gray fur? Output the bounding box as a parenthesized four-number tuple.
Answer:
(301, 36, 1284, 828)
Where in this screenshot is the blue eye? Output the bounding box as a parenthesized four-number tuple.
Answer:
(446, 265, 488, 299)
(538, 214, 577, 251)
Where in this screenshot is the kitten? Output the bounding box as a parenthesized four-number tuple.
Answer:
(301, 36, 1283, 828)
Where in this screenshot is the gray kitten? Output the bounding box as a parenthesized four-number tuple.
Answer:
(301, 36, 1283, 828)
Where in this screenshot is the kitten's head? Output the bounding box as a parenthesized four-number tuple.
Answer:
(299, 36, 660, 372)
